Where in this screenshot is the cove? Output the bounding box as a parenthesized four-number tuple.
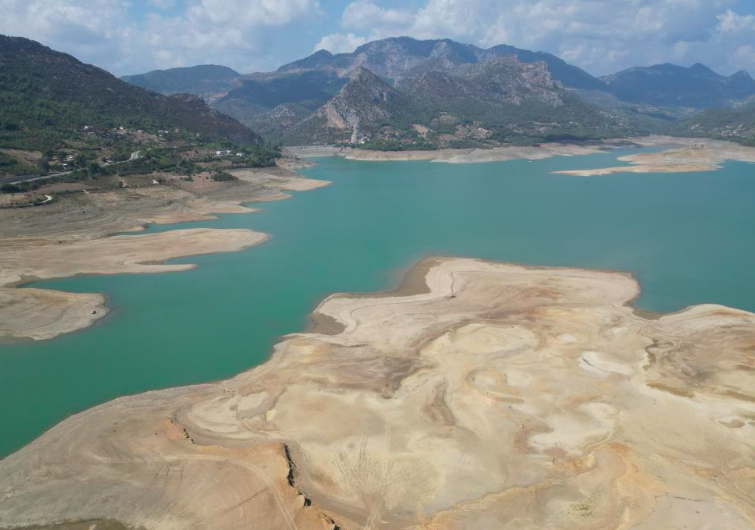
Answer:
(1, 148, 754, 459)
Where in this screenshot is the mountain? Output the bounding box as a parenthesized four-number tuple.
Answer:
(116, 36, 755, 145)
(121, 65, 241, 101)
(212, 70, 348, 127)
(601, 63, 755, 108)
(248, 38, 620, 145)
(405, 57, 621, 145)
(242, 103, 313, 141)
(120, 37, 608, 138)
(0, 35, 261, 146)
(125, 36, 755, 146)
(484, 44, 605, 91)
(727, 71, 755, 98)
(284, 67, 416, 145)
(407, 56, 564, 108)
(317, 67, 412, 143)
(684, 101, 755, 144)
(279, 37, 605, 90)
(283, 59, 624, 147)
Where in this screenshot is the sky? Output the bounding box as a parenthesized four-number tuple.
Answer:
(1, 0, 754, 78)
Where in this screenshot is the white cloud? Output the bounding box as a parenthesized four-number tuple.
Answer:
(2, 0, 753, 78)
(335, 0, 755, 76)
(0, 0, 128, 67)
(717, 9, 755, 32)
(0, 0, 318, 75)
(183, 0, 314, 28)
(314, 33, 367, 54)
(342, 1, 412, 31)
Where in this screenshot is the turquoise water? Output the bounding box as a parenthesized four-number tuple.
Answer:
(2, 149, 755, 459)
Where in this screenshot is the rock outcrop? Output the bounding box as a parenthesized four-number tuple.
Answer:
(316, 67, 404, 143)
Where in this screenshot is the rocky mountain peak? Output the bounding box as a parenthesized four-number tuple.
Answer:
(342, 66, 398, 103)
(731, 70, 753, 80)
(410, 55, 564, 108)
(689, 62, 717, 76)
(316, 67, 401, 143)
(275, 36, 603, 90)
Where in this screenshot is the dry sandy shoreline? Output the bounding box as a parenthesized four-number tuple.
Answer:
(286, 136, 755, 173)
(2, 143, 753, 529)
(0, 229, 267, 342)
(1, 257, 753, 530)
(554, 136, 755, 176)
(285, 141, 628, 162)
(0, 166, 330, 343)
(5, 135, 751, 343)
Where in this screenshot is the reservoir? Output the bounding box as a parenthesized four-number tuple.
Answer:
(1, 149, 754, 458)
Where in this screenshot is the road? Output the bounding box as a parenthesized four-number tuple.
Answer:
(0, 150, 141, 185)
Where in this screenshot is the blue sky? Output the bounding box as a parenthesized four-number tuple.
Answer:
(1, 0, 754, 77)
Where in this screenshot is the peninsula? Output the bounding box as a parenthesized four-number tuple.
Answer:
(1, 258, 753, 529)
(0, 164, 329, 343)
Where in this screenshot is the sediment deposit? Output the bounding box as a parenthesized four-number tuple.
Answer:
(1, 257, 753, 530)
(0, 166, 329, 342)
(554, 136, 755, 176)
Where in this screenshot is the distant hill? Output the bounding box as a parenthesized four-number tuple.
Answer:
(120, 36, 609, 139)
(242, 103, 314, 142)
(684, 102, 755, 144)
(279, 37, 605, 90)
(302, 67, 416, 144)
(213, 70, 348, 126)
(601, 63, 755, 108)
(117, 35, 755, 145)
(282, 68, 388, 146)
(283, 59, 625, 147)
(121, 65, 241, 101)
(0, 36, 261, 147)
(407, 56, 564, 108)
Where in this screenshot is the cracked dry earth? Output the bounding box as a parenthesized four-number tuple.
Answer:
(1, 258, 754, 530)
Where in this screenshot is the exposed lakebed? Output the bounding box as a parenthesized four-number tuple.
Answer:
(1, 148, 754, 458)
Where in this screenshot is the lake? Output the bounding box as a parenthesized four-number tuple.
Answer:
(1, 149, 754, 458)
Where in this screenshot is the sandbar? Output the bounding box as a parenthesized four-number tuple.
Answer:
(0, 164, 330, 343)
(553, 136, 755, 176)
(0, 228, 267, 342)
(287, 136, 755, 173)
(285, 142, 626, 163)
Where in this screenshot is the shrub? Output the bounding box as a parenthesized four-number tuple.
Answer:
(1, 182, 24, 193)
(210, 170, 238, 182)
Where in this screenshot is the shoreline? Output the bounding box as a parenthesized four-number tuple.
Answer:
(554, 136, 755, 176)
(0, 165, 331, 344)
(2, 256, 753, 530)
(4, 135, 750, 343)
(285, 135, 755, 173)
(0, 229, 269, 342)
(284, 139, 633, 163)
